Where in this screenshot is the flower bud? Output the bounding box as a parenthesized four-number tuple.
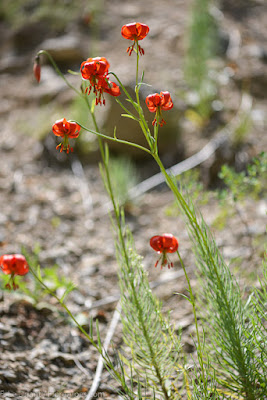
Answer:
(33, 56, 41, 83)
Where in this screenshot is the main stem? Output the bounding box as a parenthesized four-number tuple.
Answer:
(88, 100, 171, 400)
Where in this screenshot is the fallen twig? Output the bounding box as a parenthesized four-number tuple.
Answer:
(85, 302, 122, 400)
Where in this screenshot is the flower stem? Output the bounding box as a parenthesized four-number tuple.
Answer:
(29, 265, 97, 348)
(72, 120, 151, 154)
(37, 50, 81, 97)
(85, 78, 171, 400)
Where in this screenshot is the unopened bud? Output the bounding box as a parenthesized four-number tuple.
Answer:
(33, 56, 41, 83)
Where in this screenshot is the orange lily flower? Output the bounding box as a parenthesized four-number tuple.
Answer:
(146, 91, 173, 126)
(52, 118, 81, 153)
(121, 22, 149, 55)
(150, 234, 178, 269)
(0, 254, 29, 290)
(80, 57, 120, 104)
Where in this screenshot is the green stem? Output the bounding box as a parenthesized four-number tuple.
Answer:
(72, 120, 151, 154)
(84, 95, 131, 274)
(85, 77, 171, 400)
(153, 112, 160, 154)
(109, 71, 139, 112)
(37, 50, 81, 97)
(29, 265, 98, 348)
(135, 42, 139, 89)
(134, 45, 154, 149)
(109, 71, 153, 149)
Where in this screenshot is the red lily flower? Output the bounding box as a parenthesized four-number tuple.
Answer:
(150, 234, 178, 269)
(146, 91, 173, 126)
(80, 57, 120, 104)
(121, 22, 149, 55)
(81, 57, 110, 81)
(0, 254, 29, 290)
(33, 56, 41, 83)
(52, 118, 81, 153)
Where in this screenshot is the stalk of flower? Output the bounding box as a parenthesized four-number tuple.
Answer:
(121, 22, 149, 55)
(146, 91, 174, 127)
(0, 254, 29, 290)
(80, 57, 120, 105)
(150, 233, 179, 268)
(52, 118, 81, 153)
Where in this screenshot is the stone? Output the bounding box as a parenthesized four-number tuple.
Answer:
(39, 34, 87, 65)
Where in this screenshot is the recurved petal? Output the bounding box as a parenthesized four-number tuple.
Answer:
(13, 255, 29, 276)
(52, 118, 67, 137)
(68, 122, 81, 138)
(146, 93, 161, 112)
(81, 61, 96, 79)
(162, 234, 178, 253)
(103, 80, 121, 97)
(150, 235, 164, 252)
(160, 91, 173, 110)
(136, 23, 149, 39)
(121, 23, 137, 39)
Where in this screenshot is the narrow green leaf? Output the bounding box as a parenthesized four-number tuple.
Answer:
(121, 114, 138, 121)
(67, 69, 80, 75)
(104, 142, 109, 164)
(91, 99, 95, 113)
(60, 283, 76, 303)
(175, 292, 191, 303)
(37, 265, 42, 281)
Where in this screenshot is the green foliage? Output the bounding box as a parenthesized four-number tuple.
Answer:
(165, 169, 210, 217)
(184, 0, 218, 121)
(219, 152, 267, 202)
(0, 0, 82, 29)
(212, 207, 235, 230)
(109, 157, 139, 207)
(117, 228, 182, 399)
(20, 246, 75, 305)
(213, 152, 267, 232)
(182, 194, 266, 398)
(244, 259, 267, 396)
(232, 112, 252, 146)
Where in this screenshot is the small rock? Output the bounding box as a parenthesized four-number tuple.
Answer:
(12, 21, 49, 53)
(175, 316, 193, 330)
(49, 352, 76, 367)
(0, 54, 29, 74)
(39, 34, 87, 65)
(35, 361, 45, 371)
(80, 254, 101, 276)
(0, 370, 17, 382)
